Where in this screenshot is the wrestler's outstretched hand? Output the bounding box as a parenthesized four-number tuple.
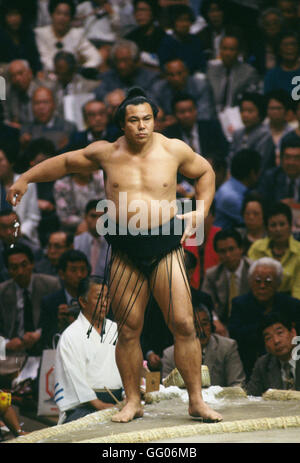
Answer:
(176, 210, 203, 244)
(6, 178, 28, 206)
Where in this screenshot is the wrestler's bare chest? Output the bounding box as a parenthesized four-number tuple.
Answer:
(102, 145, 179, 201)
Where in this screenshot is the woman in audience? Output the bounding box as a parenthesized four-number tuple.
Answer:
(264, 30, 300, 96)
(248, 201, 300, 299)
(34, 0, 101, 73)
(265, 89, 293, 165)
(0, 3, 42, 74)
(237, 192, 267, 255)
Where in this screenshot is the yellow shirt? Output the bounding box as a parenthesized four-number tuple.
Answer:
(248, 236, 300, 299)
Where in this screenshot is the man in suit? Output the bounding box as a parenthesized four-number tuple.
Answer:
(65, 100, 120, 152)
(206, 33, 261, 113)
(163, 93, 228, 197)
(94, 40, 160, 101)
(152, 58, 216, 123)
(0, 244, 61, 358)
(74, 199, 109, 276)
(246, 311, 300, 396)
(162, 302, 246, 387)
(35, 230, 74, 276)
(202, 228, 252, 333)
(40, 249, 90, 349)
(229, 257, 300, 379)
(4, 60, 52, 128)
(20, 87, 77, 151)
(258, 138, 300, 205)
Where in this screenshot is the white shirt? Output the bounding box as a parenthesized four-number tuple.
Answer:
(34, 25, 102, 72)
(76, 1, 121, 43)
(54, 313, 122, 412)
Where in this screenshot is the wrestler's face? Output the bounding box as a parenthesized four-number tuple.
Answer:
(123, 103, 154, 144)
(263, 322, 296, 361)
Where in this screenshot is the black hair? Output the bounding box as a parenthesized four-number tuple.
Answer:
(200, 0, 226, 22)
(171, 92, 197, 112)
(266, 89, 292, 111)
(47, 230, 74, 248)
(230, 149, 261, 181)
(0, 141, 18, 165)
(77, 275, 106, 301)
(133, 0, 157, 16)
(4, 243, 34, 267)
(213, 228, 243, 252)
(184, 249, 197, 271)
(54, 50, 77, 69)
(57, 249, 91, 273)
(0, 209, 17, 218)
(280, 136, 300, 158)
(114, 87, 158, 129)
(260, 311, 293, 335)
(239, 92, 267, 121)
(48, 0, 76, 18)
(85, 199, 101, 215)
(264, 201, 293, 227)
(170, 4, 195, 27)
(241, 191, 267, 218)
(24, 138, 56, 165)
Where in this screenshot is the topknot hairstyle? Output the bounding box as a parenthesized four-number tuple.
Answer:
(113, 87, 159, 128)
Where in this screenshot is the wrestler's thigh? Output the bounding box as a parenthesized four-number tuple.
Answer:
(109, 251, 150, 331)
(150, 248, 193, 333)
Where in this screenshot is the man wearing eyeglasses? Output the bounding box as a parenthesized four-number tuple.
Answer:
(228, 257, 300, 379)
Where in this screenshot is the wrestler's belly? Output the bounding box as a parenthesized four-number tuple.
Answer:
(105, 191, 178, 228)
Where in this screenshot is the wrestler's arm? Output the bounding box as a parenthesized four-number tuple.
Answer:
(6, 141, 110, 206)
(175, 139, 215, 218)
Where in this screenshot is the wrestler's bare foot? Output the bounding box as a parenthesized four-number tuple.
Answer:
(111, 401, 143, 423)
(189, 400, 223, 423)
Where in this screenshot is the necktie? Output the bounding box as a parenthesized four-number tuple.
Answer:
(23, 289, 35, 332)
(221, 68, 231, 109)
(90, 237, 101, 274)
(228, 272, 238, 318)
(288, 179, 295, 199)
(283, 362, 295, 390)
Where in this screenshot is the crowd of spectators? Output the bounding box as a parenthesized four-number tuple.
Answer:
(1, 0, 300, 437)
